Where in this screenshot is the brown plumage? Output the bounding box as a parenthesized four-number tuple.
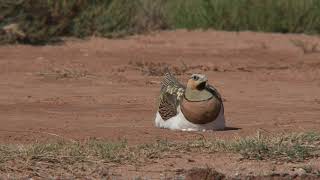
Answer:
(181, 95, 222, 124)
(158, 72, 185, 120)
(158, 73, 223, 124)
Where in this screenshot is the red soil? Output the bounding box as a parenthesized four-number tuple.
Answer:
(1, 30, 320, 144)
(0, 30, 320, 178)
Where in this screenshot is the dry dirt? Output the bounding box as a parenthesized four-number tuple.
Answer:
(0, 30, 320, 178)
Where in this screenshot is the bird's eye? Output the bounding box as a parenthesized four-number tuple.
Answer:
(192, 76, 199, 81)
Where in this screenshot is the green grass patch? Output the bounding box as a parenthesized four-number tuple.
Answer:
(1, 0, 320, 44)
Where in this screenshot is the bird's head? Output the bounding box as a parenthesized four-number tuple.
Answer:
(185, 74, 212, 101)
(187, 74, 208, 90)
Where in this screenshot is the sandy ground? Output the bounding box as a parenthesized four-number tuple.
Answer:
(0, 30, 320, 178)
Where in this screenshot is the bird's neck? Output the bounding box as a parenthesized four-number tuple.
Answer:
(184, 88, 213, 102)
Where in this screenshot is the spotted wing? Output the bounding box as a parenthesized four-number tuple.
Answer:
(158, 73, 185, 120)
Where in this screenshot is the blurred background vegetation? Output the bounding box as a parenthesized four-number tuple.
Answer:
(1, 0, 320, 44)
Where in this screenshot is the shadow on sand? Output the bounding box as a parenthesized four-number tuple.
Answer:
(221, 127, 241, 131)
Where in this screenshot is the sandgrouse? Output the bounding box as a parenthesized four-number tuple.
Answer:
(155, 72, 225, 131)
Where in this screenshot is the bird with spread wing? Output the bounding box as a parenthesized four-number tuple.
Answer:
(155, 72, 225, 131)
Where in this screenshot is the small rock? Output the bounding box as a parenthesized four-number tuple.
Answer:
(275, 161, 284, 165)
(295, 168, 307, 175)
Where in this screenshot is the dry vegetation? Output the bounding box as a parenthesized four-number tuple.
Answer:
(0, 132, 320, 178)
(125, 60, 220, 76)
(37, 67, 92, 80)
